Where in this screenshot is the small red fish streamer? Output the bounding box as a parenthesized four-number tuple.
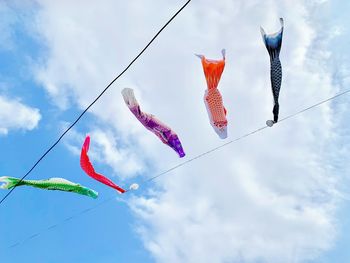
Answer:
(80, 135, 126, 194)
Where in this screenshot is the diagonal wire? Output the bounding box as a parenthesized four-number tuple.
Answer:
(143, 88, 350, 183)
(278, 88, 350, 123)
(0, 0, 192, 206)
(144, 125, 268, 183)
(6, 88, 350, 249)
(7, 196, 114, 249)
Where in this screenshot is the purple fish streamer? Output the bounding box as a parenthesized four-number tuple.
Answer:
(122, 88, 185, 158)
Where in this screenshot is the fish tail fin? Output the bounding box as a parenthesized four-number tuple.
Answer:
(221, 49, 226, 60)
(195, 54, 204, 59)
(83, 135, 90, 152)
(197, 50, 226, 90)
(273, 103, 279, 122)
(195, 49, 225, 61)
(121, 88, 139, 108)
(0, 176, 21, 189)
(261, 18, 284, 59)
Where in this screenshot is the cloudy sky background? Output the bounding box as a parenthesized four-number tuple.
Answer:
(1, 0, 350, 262)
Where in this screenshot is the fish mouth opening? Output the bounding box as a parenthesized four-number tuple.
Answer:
(168, 135, 185, 158)
(86, 189, 99, 199)
(177, 150, 186, 158)
(172, 144, 185, 158)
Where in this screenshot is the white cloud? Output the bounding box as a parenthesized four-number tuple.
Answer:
(0, 1, 38, 51)
(0, 2, 17, 51)
(0, 95, 41, 135)
(31, 0, 349, 262)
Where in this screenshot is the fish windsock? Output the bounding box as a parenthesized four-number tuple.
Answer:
(196, 49, 228, 139)
(0, 176, 98, 199)
(261, 18, 284, 127)
(121, 88, 185, 158)
(80, 136, 126, 193)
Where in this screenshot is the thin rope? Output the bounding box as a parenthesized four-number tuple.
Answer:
(7, 196, 114, 249)
(143, 89, 350, 183)
(6, 88, 350, 249)
(0, 0, 192, 206)
(144, 125, 268, 183)
(279, 89, 350, 123)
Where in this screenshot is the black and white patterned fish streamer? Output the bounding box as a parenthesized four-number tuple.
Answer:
(261, 18, 284, 127)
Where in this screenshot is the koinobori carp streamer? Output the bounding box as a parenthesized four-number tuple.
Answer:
(80, 135, 126, 193)
(196, 49, 228, 139)
(0, 176, 98, 199)
(121, 88, 185, 158)
(261, 18, 284, 127)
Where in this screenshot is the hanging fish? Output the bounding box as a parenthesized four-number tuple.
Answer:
(121, 88, 185, 158)
(261, 18, 284, 127)
(0, 176, 98, 199)
(80, 135, 126, 193)
(196, 49, 228, 139)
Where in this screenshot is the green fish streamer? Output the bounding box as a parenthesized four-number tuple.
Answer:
(0, 177, 98, 199)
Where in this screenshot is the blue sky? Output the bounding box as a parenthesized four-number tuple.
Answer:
(1, 1, 350, 263)
(0, 3, 152, 263)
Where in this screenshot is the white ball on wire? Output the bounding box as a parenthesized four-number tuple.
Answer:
(129, 183, 139, 190)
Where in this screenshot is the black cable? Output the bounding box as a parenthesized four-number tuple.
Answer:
(0, 0, 192, 206)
